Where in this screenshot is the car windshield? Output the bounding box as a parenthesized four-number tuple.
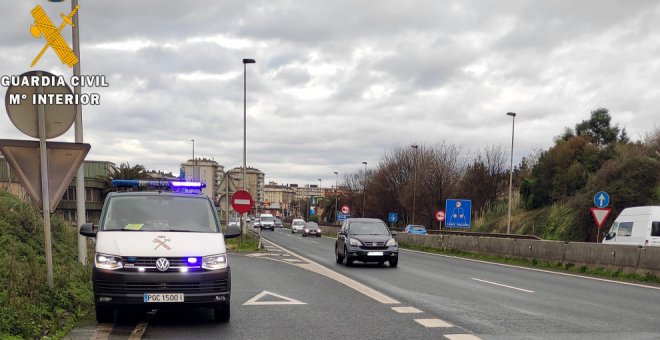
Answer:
(350, 221, 390, 235)
(411, 225, 426, 231)
(101, 195, 219, 232)
(306, 223, 318, 228)
(293, 221, 305, 226)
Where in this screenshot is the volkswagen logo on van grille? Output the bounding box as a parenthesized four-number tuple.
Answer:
(155, 258, 170, 272)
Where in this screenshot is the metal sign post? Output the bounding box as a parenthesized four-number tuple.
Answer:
(36, 76, 54, 287)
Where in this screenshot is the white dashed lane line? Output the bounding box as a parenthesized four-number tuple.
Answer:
(471, 278, 535, 293)
(444, 334, 482, 340)
(392, 306, 423, 313)
(415, 319, 454, 328)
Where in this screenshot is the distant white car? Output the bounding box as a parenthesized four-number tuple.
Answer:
(291, 219, 306, 233)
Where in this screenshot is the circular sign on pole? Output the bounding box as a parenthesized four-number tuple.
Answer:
(435, 210, 446, 222)
(231, 190, 253, 214)
(593, 191, 610, 208)
(5, 70, 76, 139)
(341, 205, 350, 215)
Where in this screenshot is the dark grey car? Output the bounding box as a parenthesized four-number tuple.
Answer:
(335, 218, 398, 267)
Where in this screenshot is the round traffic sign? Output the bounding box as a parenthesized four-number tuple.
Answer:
(5, 70, 76, 139)
(231, 190, 253, 214)
(593, 191, 610, 208)
(341, 205, 350, 215)
(435, 210, 445, 222)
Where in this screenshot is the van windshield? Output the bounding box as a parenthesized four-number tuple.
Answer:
(261, 216, 274, 222)
(102, 195, 219, 232)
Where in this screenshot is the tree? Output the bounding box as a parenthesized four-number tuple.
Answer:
(99, 162, 149, 199)
(574, 108, 620, 146)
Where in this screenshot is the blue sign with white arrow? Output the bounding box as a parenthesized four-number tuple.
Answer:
(593, 191, 610, 208)
(445, 199, 471, 228)
(388, 212, 398, 223)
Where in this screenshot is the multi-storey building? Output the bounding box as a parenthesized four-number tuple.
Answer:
(181, 158, 223, 204)
(263, 182, 296, 217)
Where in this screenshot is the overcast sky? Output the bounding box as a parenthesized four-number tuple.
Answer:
(1, 1, 659, 186)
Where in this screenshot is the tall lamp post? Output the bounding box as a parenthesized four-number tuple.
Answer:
(71, 0, 86, 267)
(411, 144, 418, 224)
(318, 178, 322, 221)
(506, 112, 517, 234)
(362, 161, 367, 218)
(190, 139, 195, 181)
(242, 58, 255, 192)
(334, 171, 339, 223)
(242, 58, 255, 239)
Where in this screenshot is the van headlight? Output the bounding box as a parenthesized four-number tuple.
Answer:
(203, 254, 228, 270)
(386, 238, 397, 246)
(95, 253, 123, 270)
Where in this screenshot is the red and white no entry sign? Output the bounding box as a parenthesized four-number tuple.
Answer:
(435, 210, 446, 222)
(231, 190, 253, 214)
(341, 205, 350, 215)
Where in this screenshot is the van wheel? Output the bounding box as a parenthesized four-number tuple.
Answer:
(95, 304, 114, 323)
(214, 303, 230, 322)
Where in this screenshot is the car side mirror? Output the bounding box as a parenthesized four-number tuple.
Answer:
(225, 225, 242, 239)
(390, 231, 398, 236)
(604, 232, 615, 240)
(79, 222, 97, 237)
(338, 231, 346, 236)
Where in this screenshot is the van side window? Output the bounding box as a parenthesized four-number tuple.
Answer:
(652, 222, 660, 237)
(618, 222, 633, 237)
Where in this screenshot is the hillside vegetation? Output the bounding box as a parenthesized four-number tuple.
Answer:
(0, 191, 92, 339)
(335, 108, 660, 241)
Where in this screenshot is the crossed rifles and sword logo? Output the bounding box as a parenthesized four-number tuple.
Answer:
(30, 5, 79, 68)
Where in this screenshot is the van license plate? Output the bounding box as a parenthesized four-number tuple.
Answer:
(367, 252, 384, 256)
(144, 293, 184, 303)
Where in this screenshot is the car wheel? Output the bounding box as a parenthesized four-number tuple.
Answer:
(95, 304, 114, 323)
(317, 234, 321, 237)
(291, 230, 294, 234)
(335, 246, 344, 264)
(213, 303, 230, 322)
(343, 247, 353, 266)
(389, 257, 398, 268)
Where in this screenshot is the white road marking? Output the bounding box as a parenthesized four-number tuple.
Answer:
(471, 278, 535, 293)
(400, 248, 660, 291)
(128, 322, 148, 340)
(310, 240, 319, 244)
(243, 290, 306, 305)
(262, 239, 400, 304)
(91, 323, 113, 340)
(414, 318, 454, 328)
(392, 306, 423, 313)
(445, 334, 482, 340)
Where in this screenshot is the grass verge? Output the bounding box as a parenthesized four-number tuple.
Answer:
(226, 231, 263, 252)
(399, 242, 660, 285)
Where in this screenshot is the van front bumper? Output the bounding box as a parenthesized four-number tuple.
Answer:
(92, 267, 231, 307)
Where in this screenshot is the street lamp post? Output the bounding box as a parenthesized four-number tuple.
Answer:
(334, 171, 338, 223)
(190, 139, 195, 181)
(506, 112, 517, 234)
(362, 161, 367, 218)
(242, 58, 255, 240)
(242, 58, 255, 191)
(411, 144, 418, 224)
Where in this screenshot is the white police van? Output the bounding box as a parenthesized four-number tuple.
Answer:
(79, 180, 241, 323)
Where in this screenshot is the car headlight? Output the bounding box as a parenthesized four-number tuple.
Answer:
(95, 253, 122, 270)
(348, 237, 363, 246)
(386, 238, 397, 246)
(203, 254, 228, 270)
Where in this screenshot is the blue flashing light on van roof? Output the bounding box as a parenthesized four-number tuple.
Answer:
(111, 180, 206, 193)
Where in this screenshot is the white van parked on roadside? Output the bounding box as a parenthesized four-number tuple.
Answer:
(602, 206, 660, 247)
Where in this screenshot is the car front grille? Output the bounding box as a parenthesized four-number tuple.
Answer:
(121, 256, 201, 272)
(96, 279, 228, 294)
(360, 241, 388, 250)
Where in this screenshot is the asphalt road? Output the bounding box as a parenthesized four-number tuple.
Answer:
(260, 228, 660, 340)
(66, 227, 660, 339)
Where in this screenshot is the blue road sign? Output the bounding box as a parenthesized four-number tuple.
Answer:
(388, 212, 398, 223)
(445, 199, 472, 228)
(593, 191, 610, 208)
(337, 212, 348, 221)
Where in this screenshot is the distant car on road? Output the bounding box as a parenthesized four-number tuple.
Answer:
(303, 222, 322, 237)
(291, 219, 305, 233)
(335, 218, 399, 267)
(404, 224, 428, 235)
(259, 213, 275, 231)
(274, 217, 283, 228)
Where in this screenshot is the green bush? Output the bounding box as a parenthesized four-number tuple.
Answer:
(0, 191, 92, 339)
